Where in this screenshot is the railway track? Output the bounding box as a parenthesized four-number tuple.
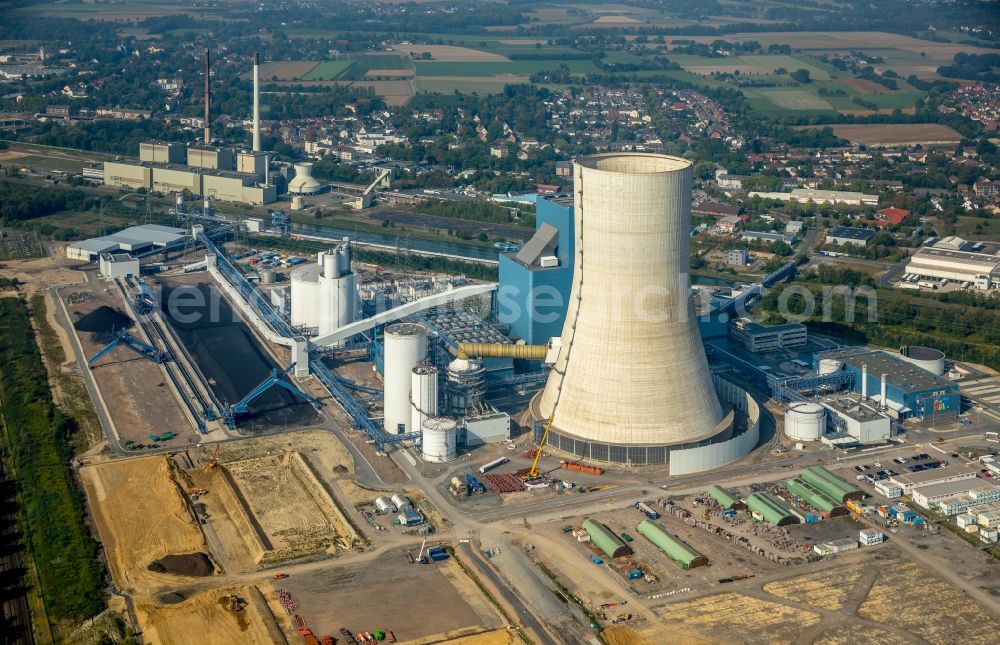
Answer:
(0, 457, 35, 645)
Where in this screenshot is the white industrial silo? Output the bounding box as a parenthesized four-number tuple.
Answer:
(289, 263, 319, 329)
(383, 323, 428, 434)
(784, 402, 826, 441)
(535, 153, 727, 462)
(317, 241, 356, 336)
(421, 417, 458, 463)
(899, 346, 945, 376)
(411, 365, 438, 435)
(818, 358, 843, 374)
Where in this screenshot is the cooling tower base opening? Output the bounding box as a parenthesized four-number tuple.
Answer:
(528, 375, 760, 473)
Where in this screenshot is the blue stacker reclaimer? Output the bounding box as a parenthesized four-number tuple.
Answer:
(88, 329, 167, 369)
(222, 363, 322, 428)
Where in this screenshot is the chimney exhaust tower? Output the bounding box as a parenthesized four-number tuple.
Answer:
(534, 153, 731, 465)
(253, 52, 261, 152)
(203, 48, 211, 145)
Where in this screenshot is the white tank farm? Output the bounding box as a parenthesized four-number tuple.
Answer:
(818, 359, 843, 374)
(784, 402, 826, 441)
(290, 244, 357, 337)
(421, 417, 458, 463)
(383, 323, 428, 434)
(411, 365, 438, 435)
(899, 346, 945, 376)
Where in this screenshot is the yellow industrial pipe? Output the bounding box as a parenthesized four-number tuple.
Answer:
(456, 342, 548, 361)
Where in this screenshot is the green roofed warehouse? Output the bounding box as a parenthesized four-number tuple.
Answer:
(801, 466, 863, 503)
(582, 519, 631, 559)
(637, 520, 708, 569)
(786, 478, 848, 517)
(747, 492, 799, 526)
(708, 485, 746, 510)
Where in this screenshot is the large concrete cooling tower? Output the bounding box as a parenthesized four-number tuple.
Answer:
(534, 153, 731, 464)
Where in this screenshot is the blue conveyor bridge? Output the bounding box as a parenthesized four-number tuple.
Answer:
(88, 328, 167, 369)
(223, 363, 323, 428)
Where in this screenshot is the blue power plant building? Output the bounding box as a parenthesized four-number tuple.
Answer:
(498, 196, 574, 345)
(814, 348, 959, 420)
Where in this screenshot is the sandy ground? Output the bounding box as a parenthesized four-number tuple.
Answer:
(80, 456, 209, 594)
(826, 123, 963, 146)
(439, 630, 521, 645)
(135, 585, 286, 645)
(0, 255, 86, 296)
(393, 44, 508, 62)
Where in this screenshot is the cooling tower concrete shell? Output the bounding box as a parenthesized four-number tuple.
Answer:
(784, 402, 826, 441)
(411, 365, 439, 434)
(421, 417, 458, 463)
(383, 323, 428, 434)
(288, 162, 322, 195)
(535, 153, 727, 457)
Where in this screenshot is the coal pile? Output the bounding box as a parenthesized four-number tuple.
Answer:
(74, 306, 133, 335)
(147, 552, 215, 577)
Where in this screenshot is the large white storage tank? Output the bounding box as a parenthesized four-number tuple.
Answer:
(421, 417, 458, 462)
(899, 346, 945, 376)
(289, 264, 319, 329)
(383, 323, 428, 434)
(785, 402, 826, 440)
(411, 365, 438, 435)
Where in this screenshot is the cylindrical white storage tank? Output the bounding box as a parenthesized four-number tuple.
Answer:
(818, 359, 843, 375)
(421, 417, 458, 463)
(259, 269, 276, 284)
(317, 272, 356, 337)
(411, 365, 439, 434)
(784, 402, 826, 441)
(323, 253, 338, 278)
(899, 346, 945, 376)
(383, 323, 428, 434)
(289, 263, 320, 329)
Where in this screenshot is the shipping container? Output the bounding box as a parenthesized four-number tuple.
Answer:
(626, 569, 643, 580)
(636, 502, 660, 520)
(479, 457, 509, 474)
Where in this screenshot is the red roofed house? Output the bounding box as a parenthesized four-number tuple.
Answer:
(876, 207, 911, 227)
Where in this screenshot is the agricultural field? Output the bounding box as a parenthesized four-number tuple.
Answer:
(255, 61, 320, 82)
(741, 88, 836, 116)
(414, 59, 600, 77)
(300, 60, 354, 81)
(392, 44, 509, 62)
(667, 54, 836, 80)
(822, 123, 963, 146)
(13, 0, 206, 20)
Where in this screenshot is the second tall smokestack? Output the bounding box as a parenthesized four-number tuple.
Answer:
(253, 52, 261, 152)
(203, 48, 211, 145)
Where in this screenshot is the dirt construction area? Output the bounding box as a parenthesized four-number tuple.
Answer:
(135, 585, 286, 645)
(276, 547, 504, 642)
(80, 455, 209, 594)
(215, 450, 361, 565)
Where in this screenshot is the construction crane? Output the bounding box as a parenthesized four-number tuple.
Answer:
(529, 412, 556, 479)
(416, 537, 428, 564)
(222, 363, 322, 428)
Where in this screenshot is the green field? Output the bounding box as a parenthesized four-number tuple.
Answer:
(415, 59, 600, 77)
(741, 88, 836, 115)
(415, 78, 525, 94)
(300, 60, 353, 81)
(955, 216, 1000, 240)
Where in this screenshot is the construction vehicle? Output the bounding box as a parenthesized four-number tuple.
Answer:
(149, 432, 177, 442)
(528, 412, 555, 479)
(298, 626, 320, 645)
(416, 537, 428, 564)
(206, 444, 221, 470)
(274, 572, 289, 579)
(702, 511, 710, 521)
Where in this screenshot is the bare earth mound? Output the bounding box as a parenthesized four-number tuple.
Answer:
(148, 553, 215, 577)
(136, 585, 286, 645)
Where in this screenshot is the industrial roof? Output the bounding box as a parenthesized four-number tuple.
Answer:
(913, 479, 994, 500)
(800, 466, 862, 503)
(890, 464, 978, 488)
(828, 226, 877, 241)
(733, 317, 805, 335)
(68, 224, 186, 256)
(708, 485, 739, 509)
(821, 398, 885, 423)
(422, 309, 510, 346)
(787, 478, 842, 513)
(818, 348, 956, 394)
(746, 492, 796, 526)
(514, 222, 559, 267)
(636, 520, 704, 568)
(582, 519, 630, 559)
(911, 247, 1000, 270)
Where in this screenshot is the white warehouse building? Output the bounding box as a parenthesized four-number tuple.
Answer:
(904, 246, 1000, 290)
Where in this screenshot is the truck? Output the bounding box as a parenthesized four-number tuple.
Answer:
(636, 501, 660, 520)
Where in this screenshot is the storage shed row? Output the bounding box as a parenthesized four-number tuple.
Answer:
(801, 466, 864, 503)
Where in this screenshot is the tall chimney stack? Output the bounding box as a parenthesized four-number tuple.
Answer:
(203, 48, 211, 145)
(861, 363, 868, 400)
(253, 52, 261, 152)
